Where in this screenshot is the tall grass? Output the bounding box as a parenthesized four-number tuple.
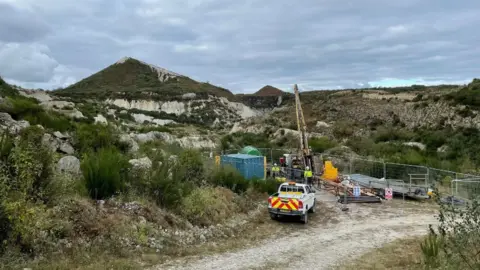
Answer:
(81, 147, 130, 199)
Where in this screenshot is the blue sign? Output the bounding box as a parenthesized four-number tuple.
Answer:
(353, 185, 361, 197)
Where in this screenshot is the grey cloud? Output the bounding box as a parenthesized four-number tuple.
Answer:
(0, 3, 50, 42)
(0, 0, 479, 92)
(0, 42, 58, 82)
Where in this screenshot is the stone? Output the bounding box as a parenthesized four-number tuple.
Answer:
(59, 142, 75, 155)
(56, 156, 81, 175)
(129, 157, 153, 169)
(119, 134, 139, 153)
(316, 121, 331, 128)
(94, 114, 108, 124)
(182, 93, 196, 99)
(0, 113, 30, 134)
(53, 131, 69, 139)
(41, 133, 59, 152)
(403, 142, 426, 151)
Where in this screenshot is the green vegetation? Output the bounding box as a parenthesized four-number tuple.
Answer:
(0, 105, 275, 269)
(0, 95, 74, 132)
(0, 77, 19, 97)
(446, 78, 480, 108)
(81, 147, 130, 199)
(346, 126, 480, 172)
(309, 137, 337, 153)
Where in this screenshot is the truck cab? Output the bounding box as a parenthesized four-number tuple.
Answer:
(267, 182, 316, 224)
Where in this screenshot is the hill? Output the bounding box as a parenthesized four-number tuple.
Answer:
(0, 76, 19, 97)
(53, 57, 234, 100)
(254, 85, 284, 96)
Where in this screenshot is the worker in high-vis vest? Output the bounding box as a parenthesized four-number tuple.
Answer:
(304, 166, 313, 186)
(271, 163, 280, 178)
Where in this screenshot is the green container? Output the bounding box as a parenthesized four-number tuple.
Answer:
(239, 146, 262, 156)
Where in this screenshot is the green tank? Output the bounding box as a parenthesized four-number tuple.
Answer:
(239, 146, 262, 156)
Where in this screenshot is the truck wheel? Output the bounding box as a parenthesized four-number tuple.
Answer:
(270, 213, 277, 220)
(308, 202, 316, 213)
(301, 212, 308, 224)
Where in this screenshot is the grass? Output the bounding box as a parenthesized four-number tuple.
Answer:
(336, 237, 425, 270)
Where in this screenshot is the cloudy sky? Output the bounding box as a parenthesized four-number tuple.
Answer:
(0, 0, 479, 93)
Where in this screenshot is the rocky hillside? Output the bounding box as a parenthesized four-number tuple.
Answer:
(50, 57, 267, 128)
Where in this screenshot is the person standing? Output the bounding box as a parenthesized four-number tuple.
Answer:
(304, 166, 313, 186)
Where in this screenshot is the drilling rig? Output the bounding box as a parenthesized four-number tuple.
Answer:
(293, 84, 315, 174)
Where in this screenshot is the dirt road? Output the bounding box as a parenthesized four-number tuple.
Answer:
(155, 190, 438, 270)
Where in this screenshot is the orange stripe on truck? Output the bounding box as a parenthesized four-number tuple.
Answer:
(270, 197, 300, 211)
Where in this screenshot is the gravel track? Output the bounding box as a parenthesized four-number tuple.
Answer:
(154, 190, 438, 270)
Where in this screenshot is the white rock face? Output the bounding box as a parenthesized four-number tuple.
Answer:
(219, 97, 260, 119)
(161, 101, 186, 115)
(132, 113, 175, 126)
(403, 142, 426, 150)
(316, 121, 330, 128)
(107, 97, 259, 120)
(94, 114, 108, 124)
(115, 57, 179, 82)
(41, 100, 74, 110)
(108, 99, 161, 112)
(182, 93, 196, 99)
(19, 90, 52, 102)
(177, 136, 216, 149)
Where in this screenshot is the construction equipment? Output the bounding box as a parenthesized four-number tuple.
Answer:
(293, 84, 315, 174)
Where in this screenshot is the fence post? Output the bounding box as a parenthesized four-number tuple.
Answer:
(383, 161, 386, 179)
(425, 167, 429, 187)
(348, 154, 353, 174)
(270, 148, 273, 164)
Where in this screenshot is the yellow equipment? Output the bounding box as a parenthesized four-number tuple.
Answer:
(322, 161, 338, 181)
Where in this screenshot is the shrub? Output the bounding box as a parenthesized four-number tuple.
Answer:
(74, 123, 129, 154)
(309, 137, 337, 153)
(423, 196, 480, 269)
(333, 121, 354, 138)
(81, 147, 130, 199)
(136, 125, 172, 133)
(178, 149, 204, 182)
(147, 159, 194, 208)
(250, 178, 278, 194)
(181, 187, 237, 226)
(210, 165, 250, 193)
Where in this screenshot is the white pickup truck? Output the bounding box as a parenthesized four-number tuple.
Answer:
(267, 182, 316, 224)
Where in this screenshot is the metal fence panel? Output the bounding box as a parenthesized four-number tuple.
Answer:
(451, 178, 480, 200)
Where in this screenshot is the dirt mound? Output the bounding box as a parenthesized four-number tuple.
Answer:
(254, 85, 284, 96)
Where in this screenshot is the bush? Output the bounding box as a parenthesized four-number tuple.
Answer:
(309, 137, 337, 153)
(74, 123, 129, 154)
(250, 178, 278, 194)
(178, 149, 204, 182)
(146, 158, 194, 208)
(81, 147, 130, 199)
(333, 121, 354, 138)
(423, 196, 480, 269)
(181, 187, 237, 226)
(210, 165, 250, 193)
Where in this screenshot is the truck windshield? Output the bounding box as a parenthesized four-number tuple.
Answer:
(280, 185, 305, 193)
